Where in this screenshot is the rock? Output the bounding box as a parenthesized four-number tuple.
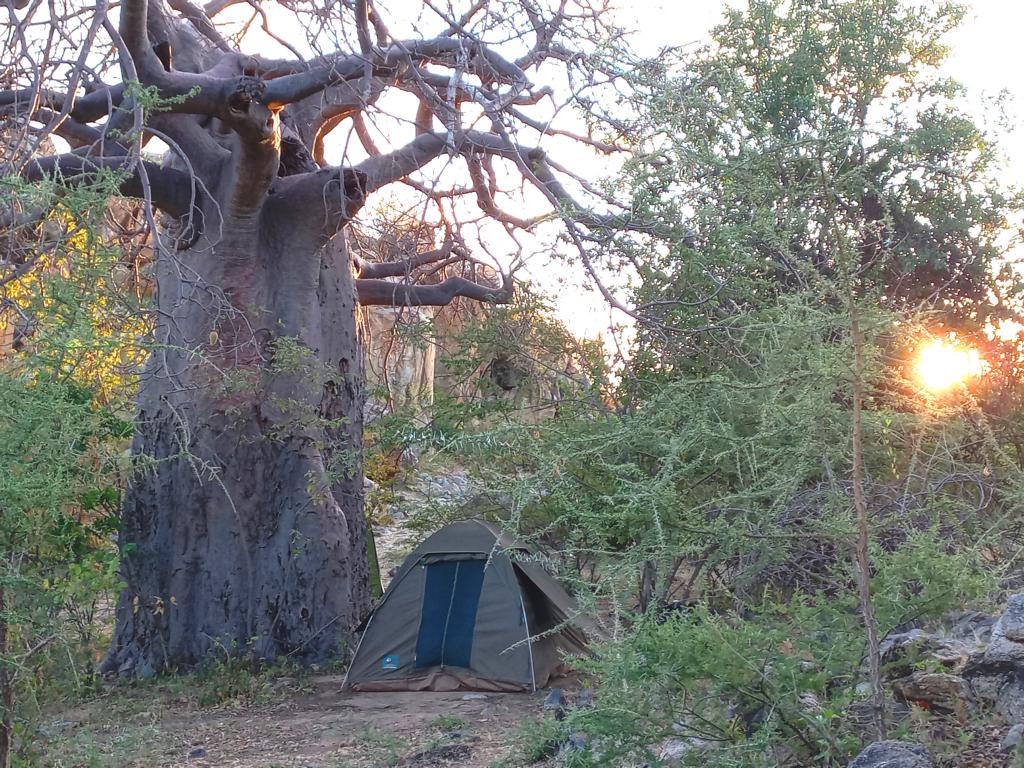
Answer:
(879, 629, 973, 677)
(964, 594, 1024, 721)
(577, 689, 594, 708)
(271, 676, 296, 690)
(37, 719, 74, 739)
(659, 738, 693, 764)
(658, 736, 711, 764)
(558, 732, 587, 756)
(891, 672, 966, 712)
(947, 611, 998, 645)
(1002, 723, 1024, 751)
(543, 688, 565, 710)
(461, 693, 488, 700)
(880, 629, 929, 662)
(848, 740, 932, 768)
(188, 747, 207, 759)
(982, 594, 1024, 664)
(798, 691, 823, 715)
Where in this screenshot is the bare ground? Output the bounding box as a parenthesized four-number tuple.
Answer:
(39, 674, 559, 768)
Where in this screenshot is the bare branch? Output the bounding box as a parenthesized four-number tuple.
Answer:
(0, 85, 126, 126)
(354, 239, 460, 279)
(166, 0, 232, 52)
(356, 272, 513, 306)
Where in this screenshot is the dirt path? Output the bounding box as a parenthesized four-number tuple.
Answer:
(42, 673, 558, 768)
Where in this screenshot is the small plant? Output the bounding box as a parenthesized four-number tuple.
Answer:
(496, 715, 563, 766)
(357, 726, 407, 767)
(189, 656, 309, 708)
(430, 714, 467, 732)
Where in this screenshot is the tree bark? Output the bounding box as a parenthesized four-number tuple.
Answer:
(849, 290, 887, 740)
(102, 171, 370, 675)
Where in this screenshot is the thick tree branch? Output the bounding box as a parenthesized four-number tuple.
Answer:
(29, 109, 105, 147)
(120, 0, 166, 80)
(355, 132, 449, 193)
(354, 240, 460, 279)
(355, 0, 373, 55)
(356, 272, 513, 306)
(166, 0, 232, 52)
(354, 130, 650, 233)
(0, 85, 127, 127)
(23, 155, 198, 218)
(262, 55, 376, 109)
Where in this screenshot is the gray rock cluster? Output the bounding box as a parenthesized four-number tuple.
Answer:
(411, 469, 472, 502)
(963, 594, 1024, 722)
(872, 596, 1024, 763)
(847, 740, 932, 768)
(373, 468, 474, 528)
(880, 621, 980, 717)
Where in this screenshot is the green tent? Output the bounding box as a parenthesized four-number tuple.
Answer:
(345, 519, 597, 692)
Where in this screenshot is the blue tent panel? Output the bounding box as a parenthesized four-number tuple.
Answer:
(415, 559, 485, 668)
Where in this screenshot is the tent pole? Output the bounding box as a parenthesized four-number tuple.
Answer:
(517, 580, 537, 692)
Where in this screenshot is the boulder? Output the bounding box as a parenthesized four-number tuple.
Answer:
(981, 594, 1024, 664)
(946, 611, 998, 645)
(1002, 723, 1024, 752)
(847, 740, 932, 768)
(891, 671, 966, 714)
(964, 594, 1024, 721)
(879, 629, 974, 677)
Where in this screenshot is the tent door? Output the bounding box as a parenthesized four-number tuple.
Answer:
(415, 559, 485, 669)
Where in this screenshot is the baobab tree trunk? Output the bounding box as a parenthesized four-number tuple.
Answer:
(102, 182, 371, 675)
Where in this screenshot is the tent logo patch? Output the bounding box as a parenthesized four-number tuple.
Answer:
(381, 655, 400, 671)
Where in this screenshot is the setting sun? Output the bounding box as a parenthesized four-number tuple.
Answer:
(914, 339, 984, 393)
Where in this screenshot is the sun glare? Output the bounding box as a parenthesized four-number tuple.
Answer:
(914, 339, 984, 393)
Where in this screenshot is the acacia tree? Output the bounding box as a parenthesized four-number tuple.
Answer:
(1, 0, 635, 675)
(613, 0, 1021, 383)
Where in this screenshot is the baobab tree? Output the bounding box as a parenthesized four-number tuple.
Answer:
(1, 0, 637, 675)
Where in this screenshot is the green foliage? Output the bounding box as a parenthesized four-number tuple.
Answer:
(432, 2, 1024, 765)
(0, 173, 142, 759)
(456, 296, 1006, 606)
(184, 656, 313, 709)
(609, 0, 1022, 382)
(432, 289, 608, 437)
(494, 715, 564, 767)
(354, 726, 407, 767)
(430, 714, 467, 732)
(563, 538, 988, 767)
(0, 372, 127, 754)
